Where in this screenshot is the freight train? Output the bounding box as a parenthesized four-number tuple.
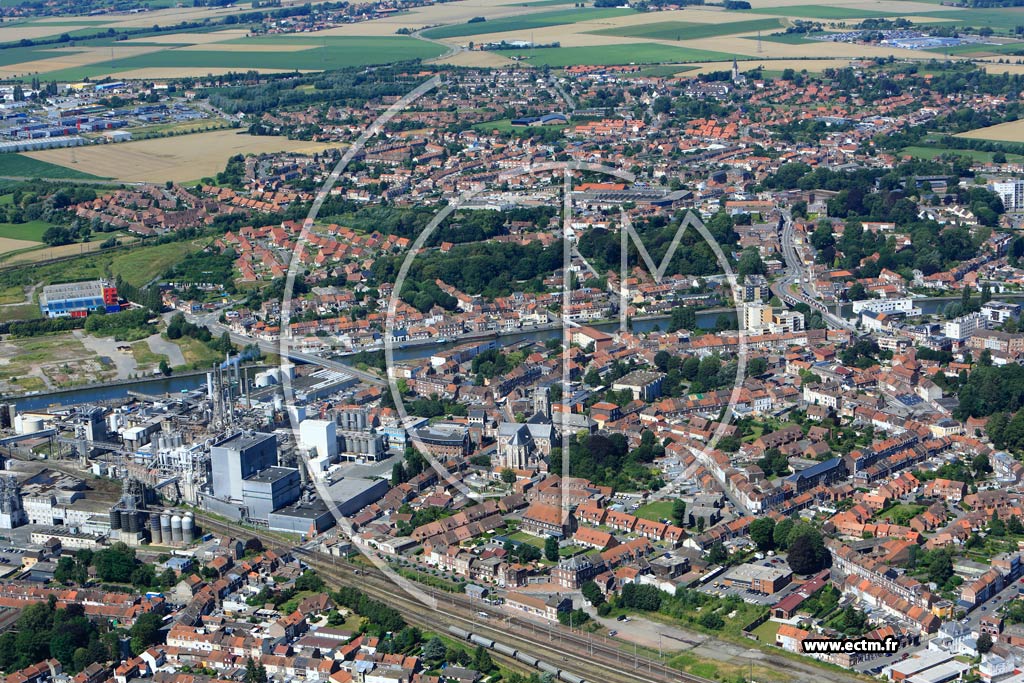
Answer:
(448, 626, 587, 683)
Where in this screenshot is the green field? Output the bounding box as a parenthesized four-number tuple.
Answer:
(917, 8, 1024, 33)
(756, 33, 824, 44)
(925, 40, 1024, 55)
(521, 43, 739, 66)
(0, 221, 48, 242)
(420, 8, 634, 39)
(745, 5, 901, 18)
(589, 18, 784, 41)
(472, 118, 568, 132)
(901, 145, 1024, 163)
(22, 36, 445, 81)
(634, 500, 675, 522)
(0, 154, 106, 180)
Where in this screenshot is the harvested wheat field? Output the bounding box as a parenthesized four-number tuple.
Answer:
(433, 50, 516, 68)
(24, 131, 336, 184)
(981, 62, 1024, 74)
(319, 0, 562, 36)
(0, 23, 92, 42)
(957, 119, 1024, 144)
(684, 34, 934, 59)
(122, 29, 250, 45)
(0, 237, 42, 257)
(686, 58, 860, 75)
(0, 45, 166, 79)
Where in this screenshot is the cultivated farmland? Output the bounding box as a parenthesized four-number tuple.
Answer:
(23, 130, 336, 183)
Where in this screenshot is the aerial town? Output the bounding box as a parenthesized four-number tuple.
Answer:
(9, 1, 1024, 683)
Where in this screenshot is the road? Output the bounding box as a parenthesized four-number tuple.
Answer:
(187, 310, 385, 387)
(772, 212, 856, 332)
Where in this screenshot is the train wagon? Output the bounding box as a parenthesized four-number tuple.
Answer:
(515, 650, 540, 667)
(448, 626, 471, 640)
(559, 671, 587, 683)
(493, 642, 518, 658)
(537, 660, 560, 675)
(469, 634, 495, 649)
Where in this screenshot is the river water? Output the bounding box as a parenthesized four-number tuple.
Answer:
(14, 295, 1017, 411)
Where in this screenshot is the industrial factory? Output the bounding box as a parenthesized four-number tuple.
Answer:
(0, 351, 396, 568)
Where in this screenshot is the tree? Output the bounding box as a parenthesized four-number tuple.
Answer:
(129, 612, 164, 655)
(158, 359, 171, 376)
(707, 541, 728, 564)
(774, 518, 795, 550)
(989, 510, 1007, 538)
(978, 632, 993, 654)
(787, 526, 828, 575)
(500, 468, 517, 484)
(245, 656, 267, 683)
(472, 645, 494, 673)
(294, 570, 325, 592)
(581, 580, 605, 607)
(749, 518, 776, 552)
(391, 461, 407, 484)
(544, 536, 559, 562)
(422, 636, 446, 662)
(672, 499, 687, 527)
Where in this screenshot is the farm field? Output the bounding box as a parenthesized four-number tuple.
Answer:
(0, 221, 49, 244)
(916, 7, 1024, 33)
(588, 18, 785, 41)
(0, 154, 107, 180)
(0, 34, 444, 81)
(0, 237, 42, 259)
(745, 4, 900, 18)
(924, 40, 1024, 56)
(520, 43, 738, 67)
(902, 145, 1024, 163)
(420, 7, 635, 39)
(23, 130, 335, 184)
(957, 120, 1024, 144)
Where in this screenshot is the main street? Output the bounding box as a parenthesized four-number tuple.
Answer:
(773, 212, 856, 332)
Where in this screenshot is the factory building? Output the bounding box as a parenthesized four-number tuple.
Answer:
(39, 280, 119, 318)
(205, 431, 301, 525)
(210, 431, 277, 503)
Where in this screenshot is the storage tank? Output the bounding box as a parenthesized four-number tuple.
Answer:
(127, 511, 140, 533)
(22, 416, 43, 434)
(109, 508, 122, 531)
(149, 515, 162, 544)
(182, 512, 194, 544)
(170, 514, 183, 543)
(160, 510, 172, 541)
(13, 415, 23, 435)
(119, 510, 132, 532)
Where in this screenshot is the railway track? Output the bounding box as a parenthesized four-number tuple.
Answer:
(196, 514, 700, 683)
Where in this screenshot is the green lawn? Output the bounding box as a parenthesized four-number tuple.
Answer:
(421, 8, 634, 39)
(744, 5, 903, 18)
(472, 118, 568, 133)
(508, 531, 546, 549)
(110, 239, 205, 287)
(902, 145, 1024, 163)
(0, 220, 48, 242)
(589, 18, 784, 41)
(750, 618, 781, 645)
(634, 500, 675, 522)
(880, 503, 926, 525)
(0, 154, 107, 180)
(523, 43, 739, 67)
